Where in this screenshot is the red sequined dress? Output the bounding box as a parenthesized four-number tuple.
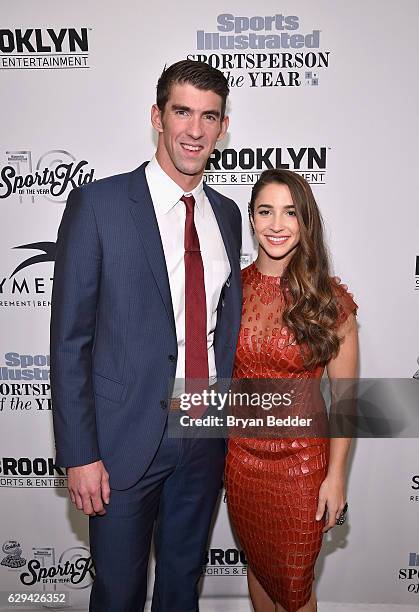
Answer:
(225, 262, 357, 612)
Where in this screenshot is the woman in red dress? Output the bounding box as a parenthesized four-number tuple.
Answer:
(225, 169, 358, 612)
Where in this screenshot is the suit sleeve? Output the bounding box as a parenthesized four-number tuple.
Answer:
(50, 187, 102, 468)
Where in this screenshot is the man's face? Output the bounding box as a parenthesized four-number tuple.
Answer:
(151, 82, 228, 186)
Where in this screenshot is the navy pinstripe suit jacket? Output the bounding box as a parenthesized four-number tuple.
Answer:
(50, 162, 242, 490)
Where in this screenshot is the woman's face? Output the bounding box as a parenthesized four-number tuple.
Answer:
(252, 182, 300, 263)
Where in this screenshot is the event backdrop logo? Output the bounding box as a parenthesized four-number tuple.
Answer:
(398, 552, 419, 594)
(205, 145, 328, 185)
(1, 150, 95, 203)
(411, 475, 419, 503)
(0, 457, 66, 489)
(0, 351, 51, 414)
(203, 548, 247, 576)
(10, 242, 56, 277)
(1, 540, 27, 569)
(188, 12, 329, 87)
(1, 544, 94, 590)
(0, 28, 91, 70)
(0, 241, 56, 309)
(19, 547, 94, 590)
(240, 253, 253, 268)
(415, 256, 419, 291)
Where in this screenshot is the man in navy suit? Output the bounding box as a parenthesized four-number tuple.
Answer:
(50, 60, 242, 611)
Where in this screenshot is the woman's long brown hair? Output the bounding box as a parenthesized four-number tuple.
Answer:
(249, 169, 342, 369)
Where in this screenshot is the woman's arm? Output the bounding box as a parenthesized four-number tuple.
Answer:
(316, 313, 359, 531)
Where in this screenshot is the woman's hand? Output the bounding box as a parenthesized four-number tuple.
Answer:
(315, 473, 346, 533)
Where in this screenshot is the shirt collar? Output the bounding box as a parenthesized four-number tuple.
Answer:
(146, 156, 205, 216)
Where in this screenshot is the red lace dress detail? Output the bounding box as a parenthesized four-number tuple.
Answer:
(225, 263, 357, 612)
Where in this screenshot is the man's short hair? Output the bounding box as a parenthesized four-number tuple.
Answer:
(156, 59, 229, 119)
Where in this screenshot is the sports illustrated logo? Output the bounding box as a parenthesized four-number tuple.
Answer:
(398, 552, 419, 594)
(15, 546, 94, 590)
(1, 540, 27, 569)
(411, 475, 419, 503)
(0, 28, 91, 70)
(0, 352, 50, 382)
(0, 352, 51, 414)
(1, 150, 95, 203)
(188, 13, 330, 88)
(0, 241, 56, 309)
(205, 146, 327, 185)
(0, 457, 66, 489)
(415, 256, 419, 291)
(203, 548, 247, 576)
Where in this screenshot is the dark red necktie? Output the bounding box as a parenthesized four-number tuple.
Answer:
(182, 194, 209, 400)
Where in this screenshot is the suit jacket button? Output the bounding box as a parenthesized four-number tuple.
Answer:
(160, 400, 168, 409)
(168, 354, 176, 362)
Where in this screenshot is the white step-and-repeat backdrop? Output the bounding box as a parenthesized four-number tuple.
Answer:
(1, 0, 418, 608)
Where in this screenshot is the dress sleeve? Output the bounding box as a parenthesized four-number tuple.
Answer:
(332, 277, 358, 326)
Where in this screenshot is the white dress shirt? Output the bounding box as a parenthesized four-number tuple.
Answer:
(145, 156, 230, 392)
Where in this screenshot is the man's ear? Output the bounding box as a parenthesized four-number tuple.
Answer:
(151, 104, 164, 133)
(216, 115, 229, 142)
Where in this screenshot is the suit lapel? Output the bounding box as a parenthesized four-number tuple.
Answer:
(128, 163, 176, 331)
(127, 166, 239, 333)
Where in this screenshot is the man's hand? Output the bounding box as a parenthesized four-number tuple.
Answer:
(67, 460, 110, 516)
